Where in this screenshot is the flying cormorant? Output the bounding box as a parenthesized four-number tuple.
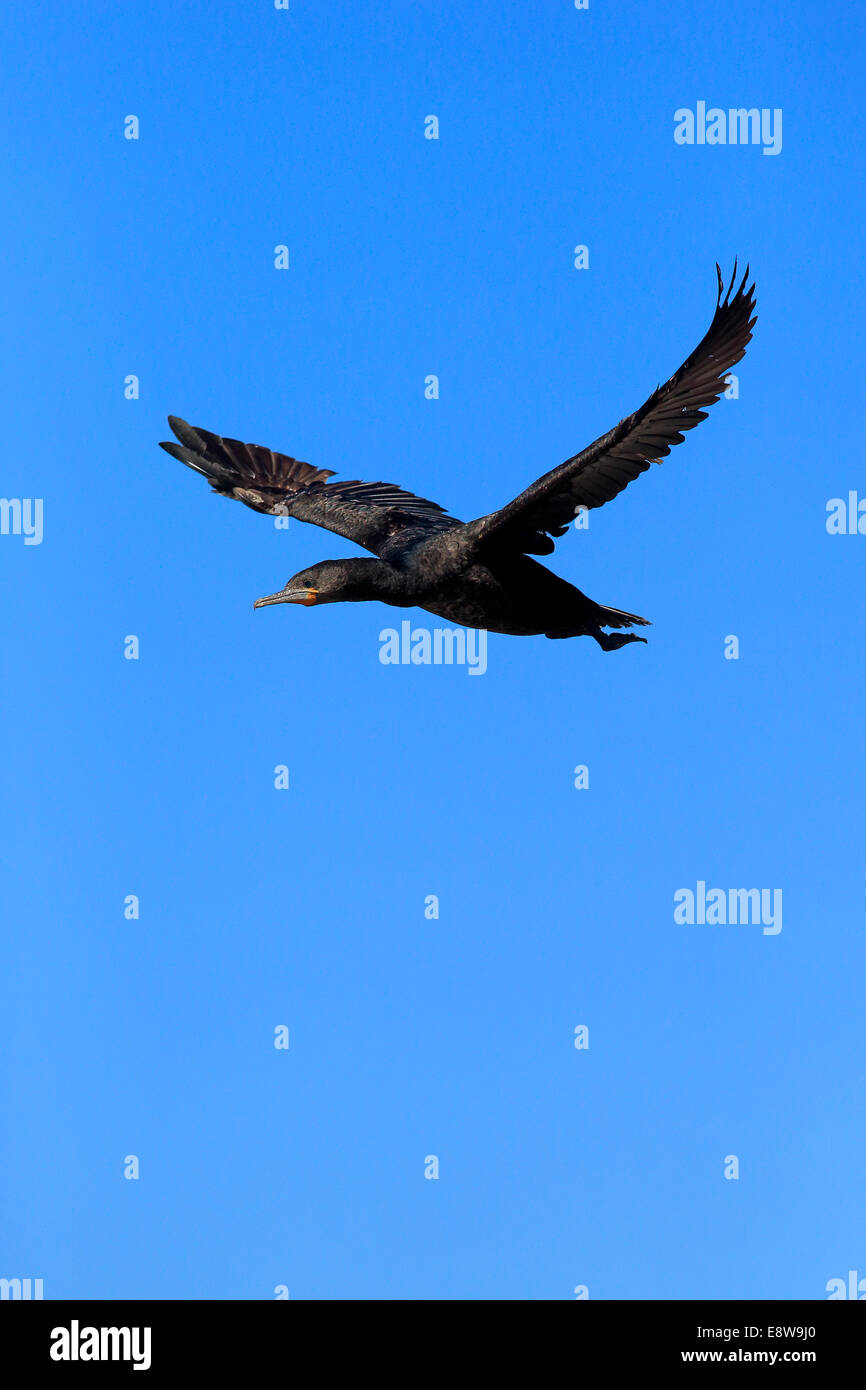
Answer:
(160, 263, 755, 650)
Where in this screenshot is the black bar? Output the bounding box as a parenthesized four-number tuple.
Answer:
(2, 1299, 860, 1374)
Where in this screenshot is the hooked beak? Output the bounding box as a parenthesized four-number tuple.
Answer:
(254, 588, 318, 609)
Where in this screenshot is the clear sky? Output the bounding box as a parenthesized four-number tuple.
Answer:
(2, 1, 864, 1300)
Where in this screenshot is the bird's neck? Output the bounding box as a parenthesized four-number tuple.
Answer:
(343, 558, 416, 605)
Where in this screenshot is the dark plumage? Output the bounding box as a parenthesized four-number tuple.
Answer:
(160, 264, 756, 650)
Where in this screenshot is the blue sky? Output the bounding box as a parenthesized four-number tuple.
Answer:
(2, 1, 864, 1299)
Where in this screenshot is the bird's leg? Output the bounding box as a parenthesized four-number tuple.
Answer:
(590, 626, 647, 651)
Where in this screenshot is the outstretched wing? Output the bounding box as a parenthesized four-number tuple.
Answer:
(463, 263, 757, 558)
(159, 417, 460, 557)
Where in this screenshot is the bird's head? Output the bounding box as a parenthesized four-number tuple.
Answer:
(253, 558, 392, 610)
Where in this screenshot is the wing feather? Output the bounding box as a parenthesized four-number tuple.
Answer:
(159, 418, 459, 556)
(465, 263, 756, 557)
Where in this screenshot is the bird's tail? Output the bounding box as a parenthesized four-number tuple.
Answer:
(543, 600, 650, 643)
(592, 603, 651, 630)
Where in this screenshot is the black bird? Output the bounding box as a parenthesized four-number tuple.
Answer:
(160, 264, 755, 651)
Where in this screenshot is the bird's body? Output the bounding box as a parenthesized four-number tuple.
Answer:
(406, 551, 575, 636)
(353, 542, 648, 644)
(160, 264, 756, 650)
